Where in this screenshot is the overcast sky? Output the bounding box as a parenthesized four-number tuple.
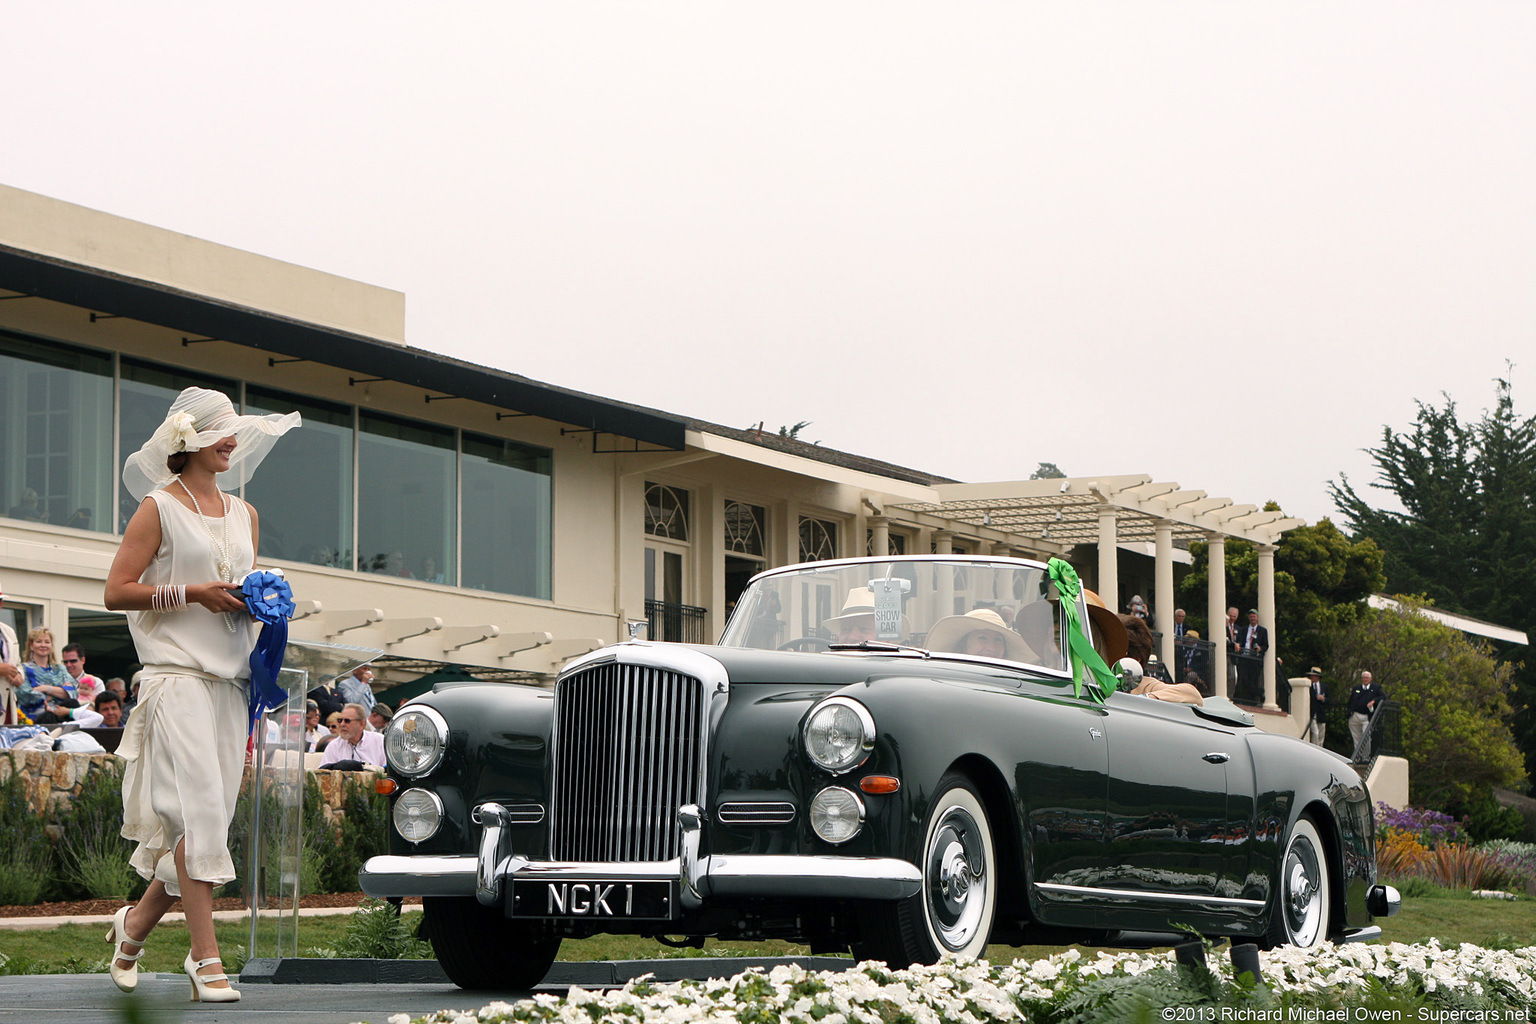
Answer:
(5, 3, 1532, 526)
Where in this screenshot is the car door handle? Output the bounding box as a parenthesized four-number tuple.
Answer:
(1202, 752, 1230, 764)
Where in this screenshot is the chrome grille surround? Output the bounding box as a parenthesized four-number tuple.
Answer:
(550, 645, 727, 862)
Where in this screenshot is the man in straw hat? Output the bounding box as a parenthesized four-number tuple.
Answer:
(824, 588, 882, 644)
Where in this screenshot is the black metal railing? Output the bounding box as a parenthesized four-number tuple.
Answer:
(645, 599, 708, 644)
(1230, 651, 1266, 706)
(1350, 700, 1402, 764)
(1169, 637, 1216, 693)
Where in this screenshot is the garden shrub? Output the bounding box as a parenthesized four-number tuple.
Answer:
(54, 759, 144, 901)
(0, 772, 54, 906)
(327, 897, 432, 960)
(317, 777, 390, 894)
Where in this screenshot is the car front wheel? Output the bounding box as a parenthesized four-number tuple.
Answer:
(1264, 817, 1331, 948)
(422, 896, 561, 990)
(853, 773, 996, 965)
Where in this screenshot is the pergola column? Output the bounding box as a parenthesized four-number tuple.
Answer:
(1206, 532, 1227, 699)
(1154, 519, 1175, 668)
(1258, 543, 1279, 711)
(870, 516, 890, 558)
(1097, 505, 1118, 613)
(933, 530, 955, 617)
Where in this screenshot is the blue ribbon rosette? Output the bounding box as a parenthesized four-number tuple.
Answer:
(241, 569, 296, 732)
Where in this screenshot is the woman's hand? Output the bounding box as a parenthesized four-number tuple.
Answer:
(189, 582, 246, 615)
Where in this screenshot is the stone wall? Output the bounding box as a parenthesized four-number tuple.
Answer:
(1, 749, 380, 825)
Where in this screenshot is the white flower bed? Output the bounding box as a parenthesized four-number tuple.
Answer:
(387, 941, 1536, 1024)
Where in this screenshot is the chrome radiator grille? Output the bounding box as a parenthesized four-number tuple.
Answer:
(551, 661, 706, 862)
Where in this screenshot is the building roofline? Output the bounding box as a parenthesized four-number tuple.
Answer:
(0, 244, 689, 451)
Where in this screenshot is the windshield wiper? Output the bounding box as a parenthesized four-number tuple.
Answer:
(827, 640, 931, 656)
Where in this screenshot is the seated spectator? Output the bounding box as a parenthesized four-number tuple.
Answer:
(303, 700, 327, 750)
(319, 703, 387, 769)
(1121, 614, 1202, 705)
(93, 690, 125, 728)
(62, 643, 105, 704)
(46, 696, 105, 727)
(927, 608, 1034, 661)
(368, 703, 393, 732)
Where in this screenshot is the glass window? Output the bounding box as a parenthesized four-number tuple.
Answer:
(461, 432, 552, 598)
(358, 411, 456, 583)
(724, 501, 765, 556)
(799, 517, 838, 562)
(0, 331, 114, 533)
(244, 386, 354, 568)
(119, 359, 237, 528)
(644, 483, 689, 540)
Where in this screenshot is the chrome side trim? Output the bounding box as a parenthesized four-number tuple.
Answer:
(1341, 926, 1383, 944)
(717, 801, 797, 825)
(1037, 882, 1267, 909)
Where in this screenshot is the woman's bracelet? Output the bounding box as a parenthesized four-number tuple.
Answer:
(151, 584, 187, 612)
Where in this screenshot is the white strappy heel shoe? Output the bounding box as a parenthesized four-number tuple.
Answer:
(105, 905, 146, 993)
(184, 953, 241, 1003)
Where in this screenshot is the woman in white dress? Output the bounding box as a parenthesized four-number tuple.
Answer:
(103, 387, 299, 1002)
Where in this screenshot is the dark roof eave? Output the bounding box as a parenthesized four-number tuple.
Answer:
(0, 246, 688, 451)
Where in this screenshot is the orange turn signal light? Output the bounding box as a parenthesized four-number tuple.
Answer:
(859, 775, 901, 795)
(375, 778, 398, 796)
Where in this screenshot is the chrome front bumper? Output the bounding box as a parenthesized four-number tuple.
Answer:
(359, 802, 922, 907)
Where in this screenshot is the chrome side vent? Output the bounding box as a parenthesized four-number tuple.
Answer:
(717, 801, 796, 825)
(551, 661, 706, 861)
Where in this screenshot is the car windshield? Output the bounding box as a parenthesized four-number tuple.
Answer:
(720, 557, 1067, 672)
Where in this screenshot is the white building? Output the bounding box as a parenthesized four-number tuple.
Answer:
(0, 184, 1299, 703)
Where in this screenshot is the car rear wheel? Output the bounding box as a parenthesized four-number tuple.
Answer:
(422, 896, 561, 990)
(1264, 817, 1331, 949)
(852, 773, 996, 966)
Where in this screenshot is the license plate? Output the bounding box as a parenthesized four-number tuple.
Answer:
(511, 879, 675, 920)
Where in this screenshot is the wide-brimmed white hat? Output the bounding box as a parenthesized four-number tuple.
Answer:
(925, 608, 1033, 661)
(122, 387, 301, 501)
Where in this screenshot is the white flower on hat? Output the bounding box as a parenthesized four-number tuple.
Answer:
(166, 412, 199, 453)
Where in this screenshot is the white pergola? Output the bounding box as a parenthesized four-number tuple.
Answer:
(888, 474, 1306, 709)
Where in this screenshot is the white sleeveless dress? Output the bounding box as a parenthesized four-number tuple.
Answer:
(119, 488, 257, 894)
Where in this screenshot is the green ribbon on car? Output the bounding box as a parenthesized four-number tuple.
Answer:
(1047, 557, 1120, 701)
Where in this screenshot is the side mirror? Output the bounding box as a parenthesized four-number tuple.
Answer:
(1113, 657, 1144, 688)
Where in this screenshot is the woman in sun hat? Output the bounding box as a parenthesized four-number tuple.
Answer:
(926, 607, 1035, 662)
(102, 387, 299, 1001)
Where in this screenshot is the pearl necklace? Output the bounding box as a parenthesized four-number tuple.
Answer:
(179, 478, 239, 633)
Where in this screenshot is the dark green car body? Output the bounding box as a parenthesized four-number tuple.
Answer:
(361, 556, 1396, 987)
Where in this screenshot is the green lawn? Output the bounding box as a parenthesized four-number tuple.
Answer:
(3, 887, 1533, 976)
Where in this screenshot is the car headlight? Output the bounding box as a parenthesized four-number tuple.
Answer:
(803, 697, 875, 773)
(810, 786, 865, 844)
(385, 706, 449, 777)
(393, 788, 444, 843)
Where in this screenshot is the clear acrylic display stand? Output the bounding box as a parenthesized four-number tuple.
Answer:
(240, 639, 383, 962)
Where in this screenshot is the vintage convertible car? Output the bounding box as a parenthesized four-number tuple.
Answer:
(361, 555, 1400, 989)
